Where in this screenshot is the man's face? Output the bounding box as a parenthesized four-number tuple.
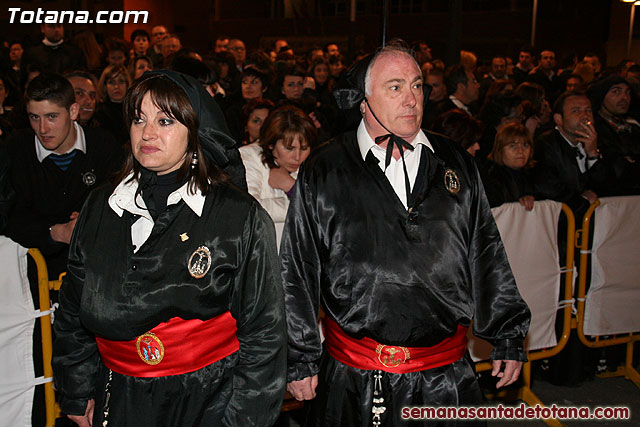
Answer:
(0, 79, 7, 105)
(161, 37, 181, 58)
(519, 51, 532, 67)
(555, 95, 593, 143)
(539, 51, 556, 71)
(275, 39, 288, 53)
(68, 76, 96, 123)
(215, 38, 229, 53)
(566, 77, 582, 92)
(363, 52, 424, 140)
(462, 70, 480, 102)
(151, 26, 168, 45)
(584, 55, 601, 74)
(326, 44, 339, 57)
(41, 24, 63, 43)
(602, 83, 631, 116)
(133, 36, 149, 55)
(491, 57, 506, 77)
(228, 40, 246, 63)
(426, 74, 446, 102)
(27, 99, 78, 153)
(9, 43, 23, 62)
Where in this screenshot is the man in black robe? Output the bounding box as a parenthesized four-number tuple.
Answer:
(281, 42, 530, 426)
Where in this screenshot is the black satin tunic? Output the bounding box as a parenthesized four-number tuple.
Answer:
(52, 182, 286, 426)
(280, 130, 530, 425)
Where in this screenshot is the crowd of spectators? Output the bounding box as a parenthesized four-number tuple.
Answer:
(0, 23, 638, 423)
(2, 23, 640, 255)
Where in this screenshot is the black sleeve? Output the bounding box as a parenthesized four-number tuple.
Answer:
(469, 163, 531, 361)
(279, 166, 324, 382)
(52, 197, 100, 415)
(223, 202, 286, 426)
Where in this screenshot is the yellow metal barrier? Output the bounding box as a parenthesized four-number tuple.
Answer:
(573, 200, 640, 389)
(27, 248, 64, 427)
(476, 203, 576, 427)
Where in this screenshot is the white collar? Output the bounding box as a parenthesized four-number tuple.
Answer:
(42, 38, 64, 47)
(356, 120, 433, 161)
(555, 126, 585, 154)
(35, 121, 86, 163)
(108, 172, 206, 219)
(449, 95, 470, 112)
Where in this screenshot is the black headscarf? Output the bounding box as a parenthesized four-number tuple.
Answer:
(146, 70, 247, 189)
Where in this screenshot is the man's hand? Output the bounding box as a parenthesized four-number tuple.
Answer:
(67, 398, 94, 427)
(575, 120, 599, 157)
(50, 211, 80, 244)
(268, 167, 295, 192)
(519, 195, 535, 211)
(581, 189, 598, 204)
(287, 375, 318, 401)
(491, 360, 523, 389)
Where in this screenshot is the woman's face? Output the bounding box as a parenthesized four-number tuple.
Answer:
(134, 59, 152, 80)
(246, 108, 269, 143)
(502, 138, 531, 170)
(313, 63, 329, 85)
(106, 74, 128, 102)
(133, 36, 149, 55)
(108, 50, 126, 67)
(270, 134, 310, 173)
(282, 75, 304, 100)
(241, 76, 265, 100)
(130, 93, 189, 175)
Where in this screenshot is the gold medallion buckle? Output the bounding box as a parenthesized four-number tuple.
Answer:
(375, 345, 410, 368)
(136, 332, 165, 365)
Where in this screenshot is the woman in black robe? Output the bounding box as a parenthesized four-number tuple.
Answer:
(480, 122, 535, 210)
(52, 70, 285, 427)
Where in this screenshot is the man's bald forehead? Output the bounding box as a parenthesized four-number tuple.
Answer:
(365, 49, 420, 95)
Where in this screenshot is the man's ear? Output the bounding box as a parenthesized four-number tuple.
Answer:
(69, 102, 79, 121)
(553, 112, 563, 128)
(360, 100, 366, 115)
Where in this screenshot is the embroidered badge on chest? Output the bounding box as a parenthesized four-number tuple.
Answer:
(188, 246, 212, 279)
(444, 169, 460, 195)
(136, 332, 164, 365)
(82, 171, 97, 187)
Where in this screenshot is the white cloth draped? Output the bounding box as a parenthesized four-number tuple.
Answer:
(584, 196, 640, 336)
(468, 201, 563, 361)
(0, 237, 37, 426)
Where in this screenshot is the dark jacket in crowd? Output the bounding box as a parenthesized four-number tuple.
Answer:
(479, 160, 534, 208)
(5, 126, 122, 276)
(532, 129, 614, 213)
(22, 42, 87, 75)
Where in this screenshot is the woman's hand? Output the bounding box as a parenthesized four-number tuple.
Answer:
(268, 167, 295, 192)
(519, 195, 535, 211)
(68, 398, 94, 427)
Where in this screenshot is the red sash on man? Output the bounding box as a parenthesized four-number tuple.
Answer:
(96, 311, 239, 377)
(324, 317, 468, 374)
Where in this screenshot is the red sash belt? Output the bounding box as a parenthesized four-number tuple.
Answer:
(96, 311, 239, 377)
(324, 317, 468, 374)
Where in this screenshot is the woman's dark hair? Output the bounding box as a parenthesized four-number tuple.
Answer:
(97, 64, 132, 102)
(242, 98, 275, 138)
(259, 105, 318, 168)
(276, 65, 306, 91)
(489, 122, 535, 169)
(242, 65, 270, 91)
(433, 109, 483, 150)
(515, 82, 545, 112)
(128, 56, 153, 80)
(479, 90, 522, 131)
(118, 73, 226, 193)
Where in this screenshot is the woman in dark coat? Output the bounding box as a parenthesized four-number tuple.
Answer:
(480, 122, 536, 210)
(52, 70, 286, 427)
